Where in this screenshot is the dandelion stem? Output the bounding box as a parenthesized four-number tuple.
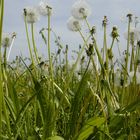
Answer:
(0, 0, 4, 135)
(7, 36, 15, 61)
(24, 16, 34, 65)
(3, 47, 7, 69)
(31, 23, 40, 64)
(103, 21, 109, 75)
(125, 17, 131, 73)
(130, 41, 134, 71)
(47, 10, 55, 101)
(78, 30, 98, 73)
(122, 15, 131, 106)
(110, 38, 115, 50)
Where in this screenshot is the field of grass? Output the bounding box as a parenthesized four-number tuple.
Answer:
(0, 0, 140, 140)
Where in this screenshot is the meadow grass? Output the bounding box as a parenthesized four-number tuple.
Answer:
(1, 1, 140, 140)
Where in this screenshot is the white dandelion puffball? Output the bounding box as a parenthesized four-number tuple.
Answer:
(1, 33, 13, 48)
(124, 27, 140, 42)
(71, 0, 91, 20)
(67, 17, 81, 32)
(24, 7, 40, 24)
(129, 71, 140, 84)
(38, 1, 52, 16)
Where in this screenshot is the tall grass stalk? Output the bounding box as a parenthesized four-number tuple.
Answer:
(0, 0, 4, 137)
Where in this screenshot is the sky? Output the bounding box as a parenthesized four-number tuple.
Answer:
(3, 0, 140, 60)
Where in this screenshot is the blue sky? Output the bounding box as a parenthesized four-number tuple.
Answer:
(3, 0, 140, 60)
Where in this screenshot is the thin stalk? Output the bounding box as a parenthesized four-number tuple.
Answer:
(130, 42, 134, 71)
(78, 30, 98, 74)
(55, 35, 91, 119)
(84, 18, 104, 71)
(117, 41, 121, 56)
(124, 17, 131, 78)
(0, 0, 4, 136)
(85, 18, 91, 30)
(31, 23, 40, 64)
(110, 38, 115, 50)
(7, 36, 15, 61)
(122, 16, 131, 106)
(47, 11, 55, 98)
(3, 47, 7, 69)
(24, 16, 34, 65)
(65, 46, 68, 75)
(103, 23, 109, 75)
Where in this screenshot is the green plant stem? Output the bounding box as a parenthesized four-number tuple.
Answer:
(31, 23, 40, 64)
(0, 0, 4, 137)
(110, 38, 115, 50)
(55, 35, 91, 119)
(24, 16, 34, 65)
(78, 30, 98, 74)
(125, 18, 131, 78)
(47, 12, 55, 98)
(3, 47, 7, 69)
(122, 17, 131, 106)
(84, 18, 104, 71)
(130, 42, 134, 71)
(103, 23, 109, 75)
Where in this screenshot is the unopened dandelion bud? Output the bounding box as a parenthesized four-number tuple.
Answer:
(107, 49, 113, 59)
(86, 44, 93, 56)
(90, 26, 96, 35)
(102, 16, 108, 26)
(111, 26, 119, 39)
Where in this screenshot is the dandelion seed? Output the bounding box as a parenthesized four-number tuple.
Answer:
(1, 33, 13, 48)
(38, 1, 52, 16)
(71, 0, 91, 20)
(124, 27, 140, 43)
(23, 7, 40, 24)
(67, 17, 81, 32)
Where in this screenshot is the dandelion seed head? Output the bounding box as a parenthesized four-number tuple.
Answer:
(124, 27, 140, 42)
(71, 0, 91, 20)
(1, 33, 13, 48)
(67, 17, 81, 32)
(23, 7, 40, 24)
(38, 1, 52, 16)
